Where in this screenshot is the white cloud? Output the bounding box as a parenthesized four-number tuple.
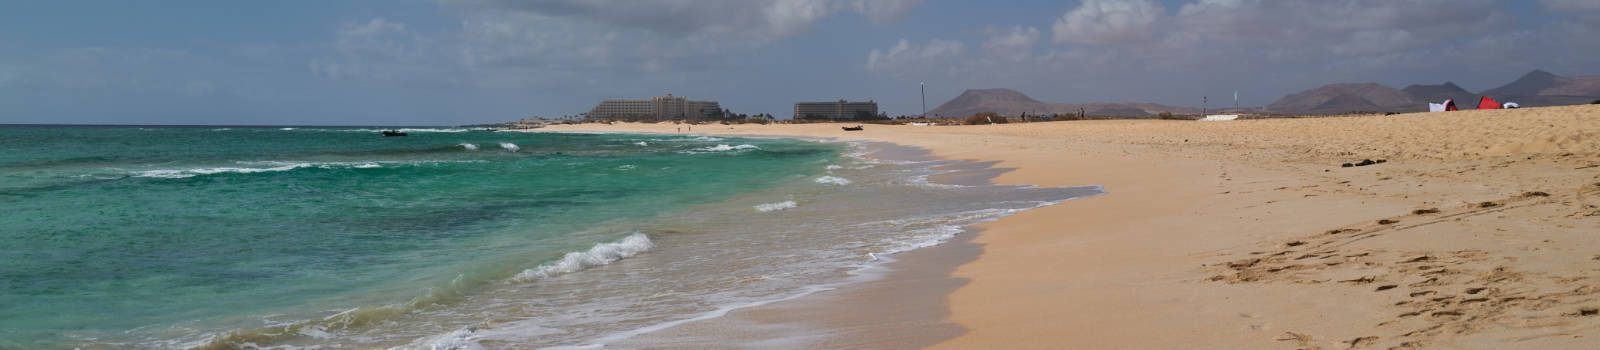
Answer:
(338, 18, 405, 39)
(1173, 0, 1508, 51)
(310, 18, 462, 84)
(1543, 0, 1600, 12)
(1052, 0, 1167, 45)
(868, 0, 1596, 108)
(441, 0, 922, 46)
(865, 38, 964, 75)
(1543, 0, 1600, 22)
(847, 0, 925, 24)
(982, 26, 1041, 54)
(311, 1, 928, 86)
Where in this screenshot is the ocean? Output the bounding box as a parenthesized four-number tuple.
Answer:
(0, 126, 1100, 349)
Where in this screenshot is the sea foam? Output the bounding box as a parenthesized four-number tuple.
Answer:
(499, 143, 520, 152)
(134, 164, 315, 178)
(693, 144, 758, 152)
(814, 176, 852, 185)
(754, 201, 798, 212)
(513, 233, 653, 282)
(460, 143, 479, 151)
(391, 327, 483, 350)
(130, 160, 478, 178)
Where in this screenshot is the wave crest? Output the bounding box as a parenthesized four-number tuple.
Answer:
(814, 176, 852, 185)
(688, 144, 758, 153)
(513, 233, 653, 282)
(753, 200, 797, 213)
(130, 160, 476, 178)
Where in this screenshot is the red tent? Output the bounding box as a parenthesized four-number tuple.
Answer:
(1446, 99, 1458, 111)
(1477, 96, 1502, 110)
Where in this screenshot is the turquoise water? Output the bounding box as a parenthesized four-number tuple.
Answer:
(0, 126, 841, 349)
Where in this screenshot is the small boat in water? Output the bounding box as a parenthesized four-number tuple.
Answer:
(842, 125, 864, 131)
(381, 130, 408, 137)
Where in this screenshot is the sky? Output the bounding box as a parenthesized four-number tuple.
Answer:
(2, 0, 1597, 125)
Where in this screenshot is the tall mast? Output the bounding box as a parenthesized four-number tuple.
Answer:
(920, 81, 927, 118)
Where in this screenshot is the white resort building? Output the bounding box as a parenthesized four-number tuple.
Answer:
(793, 100, 878, 120)
(587, 94, 722, 120)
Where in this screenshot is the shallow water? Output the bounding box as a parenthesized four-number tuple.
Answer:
(0, 126, 1100, 349)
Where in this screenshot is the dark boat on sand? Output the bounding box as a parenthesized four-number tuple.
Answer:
(381, 130, 408, 137)
(842, 125, 863, 131)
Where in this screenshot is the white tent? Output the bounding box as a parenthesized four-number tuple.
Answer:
(1503, 102, 1520, 109)
(1428, 99, 1458, 112)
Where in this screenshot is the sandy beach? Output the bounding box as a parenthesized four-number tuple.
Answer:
(540, 104, 1600, 349)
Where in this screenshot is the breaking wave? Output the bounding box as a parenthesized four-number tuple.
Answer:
(690, 144, 758, 153)
(499, 143, 520, 152)
(814, 176, 852, 185)
(460, 143, 479, 151)
(513, 233, 653, 282)
(130, 160, 475, 178)
(392, 328, 484, 350)
(134, 164, 320, 178)
(753, 200, 798, 213)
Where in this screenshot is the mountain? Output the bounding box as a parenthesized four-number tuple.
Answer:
(1480, 70, 1600, 107)
(1266, 83, 1418, 114)
(927, 88, 1047, 117)
(1258, 70, 1600, 114)
(930, 70, 1600, 118)
(926, 88, 1199, 118)
(1482, 70, 1561, 97)
(1401, 82, 1475, 104)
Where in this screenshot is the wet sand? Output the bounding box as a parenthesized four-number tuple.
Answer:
(540, 104, 1600, 349)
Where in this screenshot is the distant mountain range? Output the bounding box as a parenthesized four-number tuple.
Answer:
(927, 70, 1600, 117)
(1263, 70, 1600, 114)
(926, 88, 1200, 118)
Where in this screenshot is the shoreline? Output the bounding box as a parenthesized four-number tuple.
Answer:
(537, 105, 1600, 349)
(513, 130, 1087, 348)
(600, 141, 1056, 349)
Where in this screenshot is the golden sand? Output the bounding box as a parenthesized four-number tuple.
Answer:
(540, 104, 1600, 349)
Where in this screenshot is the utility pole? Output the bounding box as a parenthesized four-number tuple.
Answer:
(920, 81, 927, 118)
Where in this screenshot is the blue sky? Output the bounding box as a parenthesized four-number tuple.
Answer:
(2, 0, 1596, 125)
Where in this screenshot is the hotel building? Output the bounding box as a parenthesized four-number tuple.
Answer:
(587, 94, 721, 120)
(793, 100, 878, 120)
